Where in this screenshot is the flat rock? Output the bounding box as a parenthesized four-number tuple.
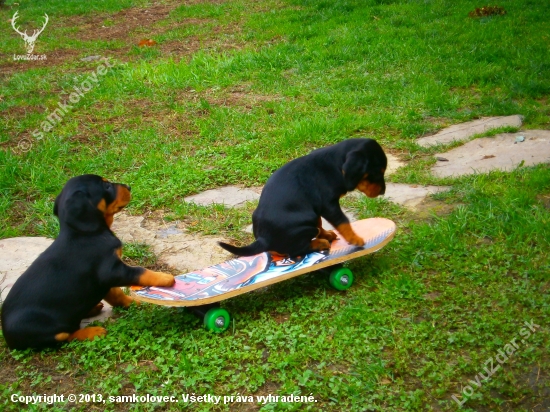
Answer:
(386, 153, 405, 176)
(383, 183, 451, 209)
(432, 130, 550, 178)
(80, 303, 113, 328)
(184, 186, 261, 208)
(417, 115, 523, 147)
(0, 237, 53, 301)
(111, 213, 231, 273)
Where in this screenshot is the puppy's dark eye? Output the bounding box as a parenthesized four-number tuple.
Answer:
(104, 182, 113, 190)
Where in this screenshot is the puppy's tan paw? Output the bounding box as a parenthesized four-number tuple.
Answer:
(310, 238, 331, 251)
(138, 270, 175, 287)
(348, 234, 365, 247)
(320, 229, 338, 242)
(104, 287, 137, 308)
(336, 223, 364, 247)
(157, 272, 176, 287)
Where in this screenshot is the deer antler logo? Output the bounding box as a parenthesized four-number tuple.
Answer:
(11, 11, 49, 55)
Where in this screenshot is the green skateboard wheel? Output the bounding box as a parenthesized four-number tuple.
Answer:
(203, 307, 230, 333)
(329, 267, 354, 291)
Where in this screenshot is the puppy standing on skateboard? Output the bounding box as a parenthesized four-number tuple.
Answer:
(219, 138, 387, 257)
(1, 175, 175, 350)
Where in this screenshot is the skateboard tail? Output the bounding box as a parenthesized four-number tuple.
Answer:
(218, 238, 268, 256)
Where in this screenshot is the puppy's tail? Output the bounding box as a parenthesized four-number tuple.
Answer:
(218, 238, 268, 256)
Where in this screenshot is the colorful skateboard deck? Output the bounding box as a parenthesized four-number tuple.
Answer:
(131, 218, 396, 306)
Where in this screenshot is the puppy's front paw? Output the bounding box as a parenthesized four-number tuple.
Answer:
(336, 223, 364, 247)
(138, 270, 175, 287)
(104, 287, 138, 308)
(310, 238, 331, 251)
(320, 229, 338, 242)
(348, 234, 365, 247)
(155, 272, 176, 287)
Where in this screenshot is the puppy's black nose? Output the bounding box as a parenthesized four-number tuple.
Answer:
(126, 185, 131, 192)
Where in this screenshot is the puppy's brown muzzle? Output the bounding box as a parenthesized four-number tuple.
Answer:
(357, 180, 384, 198)
(103, 184, 131, 227)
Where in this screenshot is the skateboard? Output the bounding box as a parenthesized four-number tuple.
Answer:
(130, 218, 396, 332)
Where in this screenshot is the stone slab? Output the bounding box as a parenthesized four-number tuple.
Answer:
(321, 210, 358, 231)
(184, 186, 261, 208)
(0, 237, 54, 302)
(432, 130, 550, 178)
(386, 153, 405, 176)
(417, 115, 523, 147)
(383, 183, 451, 209)
(80, 303, 113, 328)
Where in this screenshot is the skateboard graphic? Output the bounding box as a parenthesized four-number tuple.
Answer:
(131, 218, 396, 331)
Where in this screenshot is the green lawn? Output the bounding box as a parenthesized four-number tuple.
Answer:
(1, 0, 549, 410)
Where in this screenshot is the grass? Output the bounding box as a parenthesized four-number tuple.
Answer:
(1, 0, 549, 410)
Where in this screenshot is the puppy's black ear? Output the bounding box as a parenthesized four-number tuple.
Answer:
(62, 190, 103, 233)
(342, 149, 367, 191)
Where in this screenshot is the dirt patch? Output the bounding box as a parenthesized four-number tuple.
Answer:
(111, 212, 232, 273)
(1, 81, 281, 153)
(408, 198, 457, 222)
(159, 19, 246, 61)
(177, 85, 282, 113)
(0, 0, 240, 77)
(1, 105, 42, 151)
(91, 97, 199, 144)
(63, 4, 177, 42)
(3, 104, 41, 118)
(537, 193, 550, 209)
(57, 0, 225, 43)
(272, 313, 289, 324)
(423, 291, 441, 301)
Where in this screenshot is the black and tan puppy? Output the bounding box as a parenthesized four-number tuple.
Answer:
(1, 174, 175, 350)
(219, 138, 387, 257)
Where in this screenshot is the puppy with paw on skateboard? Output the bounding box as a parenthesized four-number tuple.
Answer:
(1, 175, 175, 350)
(219, 138, 388, 257)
